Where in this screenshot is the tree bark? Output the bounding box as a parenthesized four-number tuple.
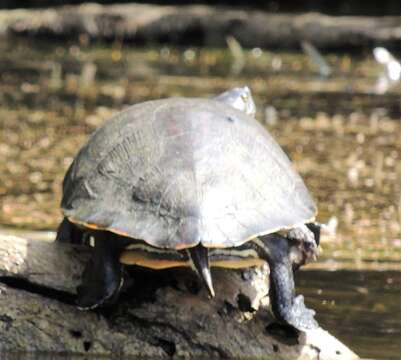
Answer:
(0, 233, 358, 359)
(1, 3, 401, 49)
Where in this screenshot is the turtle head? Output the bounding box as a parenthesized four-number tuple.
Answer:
(214, 86, 256, 117)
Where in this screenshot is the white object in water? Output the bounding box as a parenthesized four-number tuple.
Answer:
(226, 36, 245, 75)
(321, 216, 338, 237)
(374, 73, 392, 95)
(301, 41, 332, 77)
(373, 47, 401, 81)
(264, 105, 278, 126)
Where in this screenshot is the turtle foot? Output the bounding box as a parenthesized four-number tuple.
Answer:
(279, 295, 318, 332)
(76, 250, 124, 310)
(77, 274, 124, 310)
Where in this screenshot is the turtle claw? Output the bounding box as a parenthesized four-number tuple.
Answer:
(280, 295, 318, 332)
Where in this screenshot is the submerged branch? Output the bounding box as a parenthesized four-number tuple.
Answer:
(0, 4, 401, 49)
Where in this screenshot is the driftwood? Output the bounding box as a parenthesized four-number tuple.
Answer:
(0, 233, 359, 359)
(1, 3, 401, 49)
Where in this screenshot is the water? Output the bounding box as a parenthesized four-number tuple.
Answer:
(300, 270, 401, 360)
(0, 38, 400, 358)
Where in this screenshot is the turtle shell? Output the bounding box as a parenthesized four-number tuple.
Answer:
(62, 98, 316, 249)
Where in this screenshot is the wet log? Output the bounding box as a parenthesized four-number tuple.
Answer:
(0, 233, 358, 359)
(1, 3, 401, 49)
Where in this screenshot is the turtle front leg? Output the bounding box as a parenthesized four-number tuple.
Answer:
(77, 231, 124, 310)
(256, 234, 318, 331)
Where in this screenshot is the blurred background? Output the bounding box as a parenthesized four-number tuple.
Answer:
(0, 1, 400, 359)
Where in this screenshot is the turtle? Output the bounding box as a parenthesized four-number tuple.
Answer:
(57, 87, 320, 331)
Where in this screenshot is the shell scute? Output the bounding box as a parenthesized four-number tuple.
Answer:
(63, 98, 316, 249)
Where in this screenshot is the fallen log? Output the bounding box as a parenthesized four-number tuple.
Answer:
(1, 3, 401, 49)
(0, 233, 358, 359)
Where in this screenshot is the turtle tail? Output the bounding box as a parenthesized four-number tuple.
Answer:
(188, 245, 215, 298)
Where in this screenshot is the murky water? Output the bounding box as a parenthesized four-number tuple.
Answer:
(0, 38, 400, 358)
(300, 270, 401, 360)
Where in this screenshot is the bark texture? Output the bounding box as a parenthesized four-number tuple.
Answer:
(1, 3, 401, 49)
(0, 234, 358, 359)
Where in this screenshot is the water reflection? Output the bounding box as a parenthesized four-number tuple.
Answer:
(299, 270, 401, 360)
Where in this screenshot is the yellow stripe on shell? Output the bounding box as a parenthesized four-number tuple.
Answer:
(120, 250, 266, 270)
(119, 251, 190, 269)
